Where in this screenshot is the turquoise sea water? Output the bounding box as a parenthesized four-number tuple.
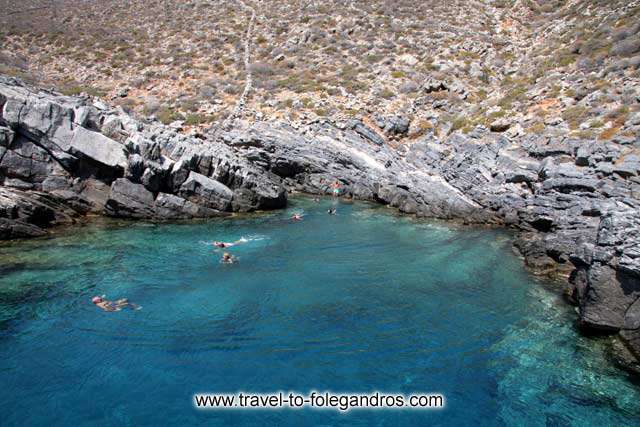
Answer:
(0, 198, 638, 426)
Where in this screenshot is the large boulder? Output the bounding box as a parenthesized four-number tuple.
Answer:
(0, 126, 14, 147)
(0, 136, 54, 186)
(542, 177, 598, 193)
(490, 118, 511, 132)
(232, 172, 287, 211)
(154, 192, 221, 219)
(168, 160, 190, 192)
(104, 178, 155, 218)
(78, 178, 112, 212)
(125, 154, 145, 182)
(0, 82, 125, 177)
(66, 127, 127, 173)
(350, 120, 385, 145)
(579, 263, 630, 331)
(178, 171, 234, 211)
(0, 187, 78, 238)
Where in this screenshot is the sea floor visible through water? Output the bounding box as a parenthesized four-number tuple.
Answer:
(0, 197, 638, 426)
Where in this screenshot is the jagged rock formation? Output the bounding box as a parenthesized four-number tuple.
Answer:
(1, 75, 639, 373)
(0, 76, 287, 238)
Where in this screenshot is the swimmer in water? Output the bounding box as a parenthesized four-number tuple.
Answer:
(221, 252, 236, 264)
(92, 296, 140, 312)
(327, 208, 337, 215)
(291, 213, 303, 221)
(213, 238, 244, 248)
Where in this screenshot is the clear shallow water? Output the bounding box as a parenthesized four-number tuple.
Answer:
(0, 198, 638, 426)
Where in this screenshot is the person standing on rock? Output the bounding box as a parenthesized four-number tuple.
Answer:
(331, 180, 342, 197)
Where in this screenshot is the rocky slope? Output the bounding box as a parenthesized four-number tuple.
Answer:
(1, 75, 639, 373)
(2, 0, 640, 143)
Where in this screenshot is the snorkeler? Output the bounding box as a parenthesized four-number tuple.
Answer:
(221, 252, 236, 264)
(291, 213, 303, 221)
(213, 238, 245, 248)
(92, 296, 140, 312)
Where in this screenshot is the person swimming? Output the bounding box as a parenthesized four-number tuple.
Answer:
(92, 295, 140, 312)
(221, 252, 236, 264)
(327, 208, 337, 215)
(291, 213, 303, 221)
(213, 238, 244, 248)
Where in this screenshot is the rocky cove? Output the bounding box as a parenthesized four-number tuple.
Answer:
(0, 75, 639, 374)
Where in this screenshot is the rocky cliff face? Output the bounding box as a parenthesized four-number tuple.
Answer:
(1, 75, 639, 373)
(0, 75, 287, 237)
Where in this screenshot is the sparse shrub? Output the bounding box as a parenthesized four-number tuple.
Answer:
(115, 98, 137, 113)
(399, 81, 419, 94)
(612, 36, 640, 57)
(499, 85, 527, 109)
(180, 98, 200, 112)
(314, 107, 328, 117)
(572, 130, 594, 139)
(60, 84, 105, 98)
(198, 85, 215, 99)
(143, 98, 161, 115)
(451, 116, 470, 132)
(558, 54, 577, 67)
(249, 62, 276, 76)
(487, 110, 507, 121)
(157, 107, 184, 125)
(598, 127, 619, 140)
(185, 113, 212, 126)
(379, 87, 395, 99)
(562, 106, 589, 129)
(222, 83, 240, 95)
(279, 99, 294, 109)
(527, 122, 546, 134)
(606, 105, 630, 125)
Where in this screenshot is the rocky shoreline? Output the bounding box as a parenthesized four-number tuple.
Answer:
(1, 76, 639, 374)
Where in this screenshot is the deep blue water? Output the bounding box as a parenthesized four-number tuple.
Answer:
(0, 198, 638, 426)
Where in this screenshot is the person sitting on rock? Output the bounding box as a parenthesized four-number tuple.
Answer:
(92, 296, 140, 312)
(221, 252, 236, 264)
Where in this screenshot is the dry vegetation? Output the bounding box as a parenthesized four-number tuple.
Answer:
(0, 0, 639, 139)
